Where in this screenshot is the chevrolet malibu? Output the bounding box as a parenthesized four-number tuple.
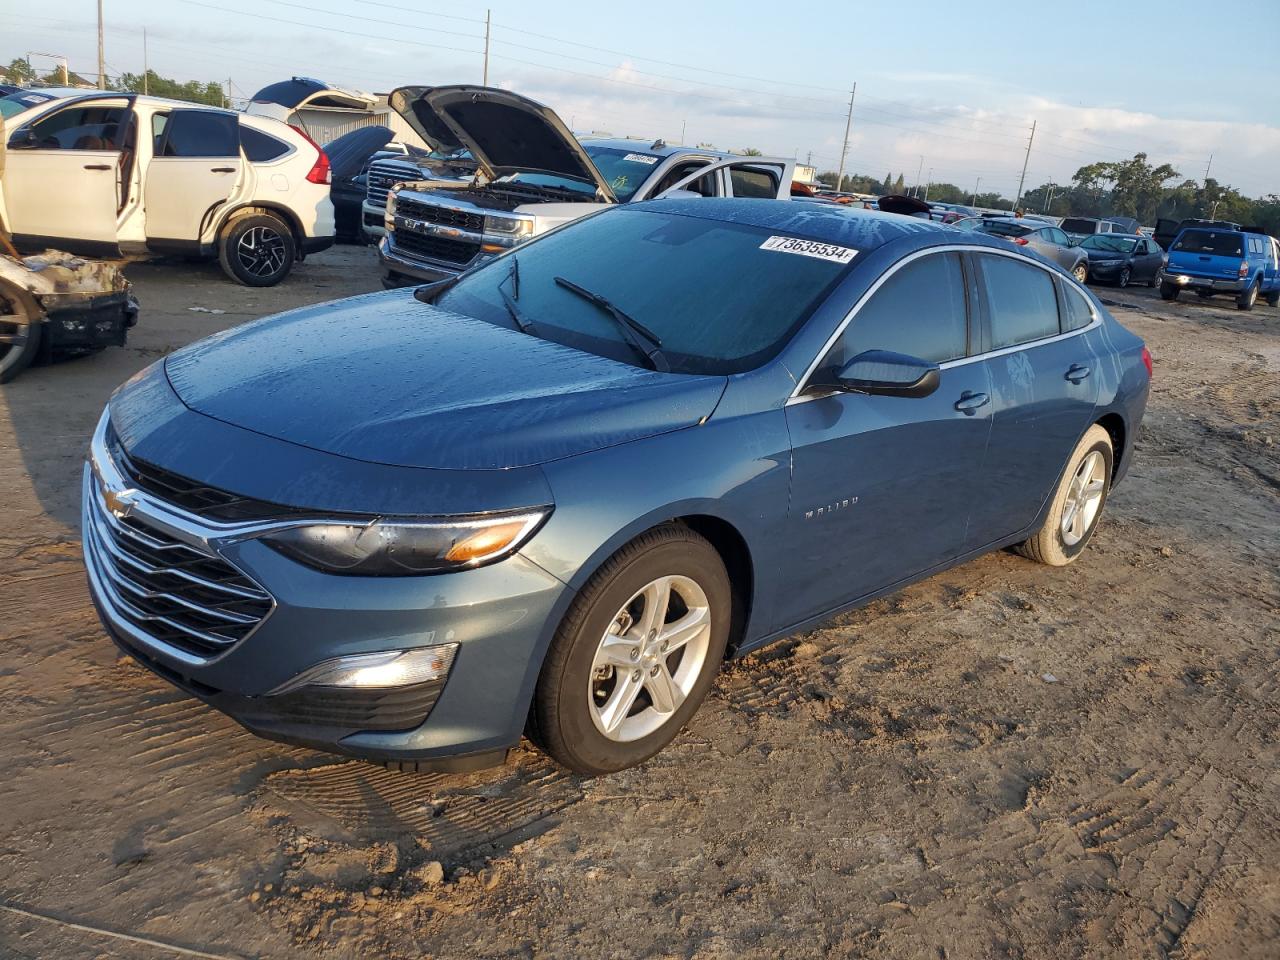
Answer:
(84, 199, 1151, 775)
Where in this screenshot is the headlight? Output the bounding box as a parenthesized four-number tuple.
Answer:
(483, 215, 534, 237)
(262, 511, 548, 576)
(385, 190, 398, 223)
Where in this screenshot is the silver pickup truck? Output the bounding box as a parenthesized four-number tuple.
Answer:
(379, 85, 794, 286)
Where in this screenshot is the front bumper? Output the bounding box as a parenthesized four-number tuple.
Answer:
(41, 290, 137, 352)
(1164, 272, 1245, 292)
(81, 415, 571, 767)
(1087, 259, 1125, 276)
(378, 233, 488, 286)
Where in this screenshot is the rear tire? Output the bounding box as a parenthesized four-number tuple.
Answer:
(1117, 266, 1131, 288)
(218, 213, 296, 287)
(1073, 262, 1088, 284)
(0, 283, 41, 384)
(1147, 269, 1160, 288)
(529, 524, 731, 775)
(1015, 424, 1113, 567)
(1236, 279, 1259, 311)
(1266, 290, 1280, 307)
(1159, 282, 1180, 301)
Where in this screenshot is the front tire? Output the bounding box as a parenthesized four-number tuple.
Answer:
(1159, 282, 1180, 301)
(1073, 262, 1089, 284)
(1015, 424, 1113, 567)
(1237, 279, 1259, 311)
(218, 213, 296, 287)
(1117, 265, 1131, 288)
(529, 524, 731, 775)
(0, 283, 41, 384)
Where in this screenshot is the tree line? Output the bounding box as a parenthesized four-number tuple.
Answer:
(3, 58, 225, 108)
(818, 153, 1280, 236)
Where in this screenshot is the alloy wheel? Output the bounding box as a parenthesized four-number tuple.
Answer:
(1061, 450, 1106, 547)
(0, 290, 34, 378)
(1073, 263, 1088, 284)
(588, 575, 712, 742)
(1119, 266, 1131, 288)
(236, 226, 288, 279)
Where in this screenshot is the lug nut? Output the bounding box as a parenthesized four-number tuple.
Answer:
(660, 640, 669, 652)
(648, 629, 657, 639)
(629, 648, 640, 661)
(649, 665, 660, 677)
(631, 669, 642, 682)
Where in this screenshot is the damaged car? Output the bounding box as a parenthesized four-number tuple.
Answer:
(379, 85, 793, 286)
(0, 248, 137, 383)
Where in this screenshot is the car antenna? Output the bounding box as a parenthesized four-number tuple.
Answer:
(650, 138, 665, 150)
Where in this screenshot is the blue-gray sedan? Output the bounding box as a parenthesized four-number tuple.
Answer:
(84, 198, 1151, 774)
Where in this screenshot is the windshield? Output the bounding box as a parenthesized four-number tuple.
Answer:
(0, 91, 57, 119)
(438, 208, 851, 375)
(494, 171, 597, 196)
(1081, 235, 1137, 253)
(1060, 218, 1099, 234)
(582, 145, 664, 202)
(1173, 230, 1243, 256)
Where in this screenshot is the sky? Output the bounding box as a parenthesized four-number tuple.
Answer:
(4, 0, 1279, 199)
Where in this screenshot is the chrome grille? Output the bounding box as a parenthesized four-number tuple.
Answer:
(366, 158, 422, 209)
(395, 197, 484, 232)
(85, 489, 273, 660)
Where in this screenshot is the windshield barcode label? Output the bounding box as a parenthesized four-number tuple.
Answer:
(622, 153, 659, 164)
(760, 236, 857, 263)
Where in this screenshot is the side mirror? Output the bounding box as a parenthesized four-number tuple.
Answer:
(7, 128, 38, 150)
(809, 349, 941, 399)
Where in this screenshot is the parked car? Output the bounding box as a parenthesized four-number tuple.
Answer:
(324, 125, 393, 244)
(1152, 217, 1241, 252)
(1077, 234, 1165, 287)
(378, 85, 792, 286)
(84, 198, 1150, 775)
(360, 146, 476, 242)
(0, 248, 137, 382)
(953, 216, 1089, 282)
(1059, 216, 1139, 242)
(0, 92, 334, 285)
(1161, 226, 1280, 309)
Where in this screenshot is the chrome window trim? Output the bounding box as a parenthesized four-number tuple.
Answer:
(786, 244, 1100, 406)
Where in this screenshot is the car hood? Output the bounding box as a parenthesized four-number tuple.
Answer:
(163, 290, 726, 470)
(387, 85, 615, 201)
(1083, 249, 1128, 260)
(323, 125, 394, 182)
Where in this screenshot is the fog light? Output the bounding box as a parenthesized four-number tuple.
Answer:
(271, 644, 458, 694)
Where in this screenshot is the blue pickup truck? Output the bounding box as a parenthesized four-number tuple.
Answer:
(1160, 226, 1280, 310)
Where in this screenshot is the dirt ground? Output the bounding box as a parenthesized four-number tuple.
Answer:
(1, 247, 1277, 960)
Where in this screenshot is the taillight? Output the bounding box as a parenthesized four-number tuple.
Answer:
(1012, 237, 1029, 246)
(1141, 346, 1153, 379)
(1238, 260, 1248, 277)
(289, 124, 331, 185)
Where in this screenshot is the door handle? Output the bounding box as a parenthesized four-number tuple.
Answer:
(210, 166, 236, 173)
(954, 391, 990, 415)
(1065, 364, 1091, 384)
(83, 163, 112, 170)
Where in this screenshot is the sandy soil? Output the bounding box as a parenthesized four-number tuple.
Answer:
(1, 248, 1277, 960)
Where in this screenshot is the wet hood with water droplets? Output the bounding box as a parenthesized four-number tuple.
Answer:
(163, 290, 726, 471)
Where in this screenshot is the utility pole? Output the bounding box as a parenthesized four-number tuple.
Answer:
(226, 77, 232, 109)
(913, 155, 923, 197)
(1013, 119, 1036, 209)
(1044, 183, 1056, 213)
(482, 9, 491, 85)
(972, 177, 981, 206)
(1203, 153, 1213, 183)
(142, 28, 148, 94)
(835, 82, 856, 192)
(923, 168, 933, 201)
(681, 119, 687, 144)
(97, 0, 105, 89)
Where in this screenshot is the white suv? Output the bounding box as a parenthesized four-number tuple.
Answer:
(0, 93, 335, 285)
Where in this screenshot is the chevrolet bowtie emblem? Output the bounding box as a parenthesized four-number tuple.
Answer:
(102, 485, 136, 519)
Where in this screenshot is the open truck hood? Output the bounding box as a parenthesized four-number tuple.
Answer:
(388, 85, 616, 201)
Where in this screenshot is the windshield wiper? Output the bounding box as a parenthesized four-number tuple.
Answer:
(553, 276, 669, 372)
(500, 257, 537, 335)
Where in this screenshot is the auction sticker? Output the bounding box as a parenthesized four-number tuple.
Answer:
(759, 236, 857, 264)
(622, 153, 660, 164)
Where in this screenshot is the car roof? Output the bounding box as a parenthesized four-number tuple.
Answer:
(629, 197, 971, 251)
(25, 90, 238, 115)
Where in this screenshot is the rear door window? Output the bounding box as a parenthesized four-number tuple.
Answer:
(978, 254, 1060, 349)
(824, 253, 969, 368)
(1173, 230, 1243, 256)
(1058, 280, 1094, 332)
(157, 110, 238, 157)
